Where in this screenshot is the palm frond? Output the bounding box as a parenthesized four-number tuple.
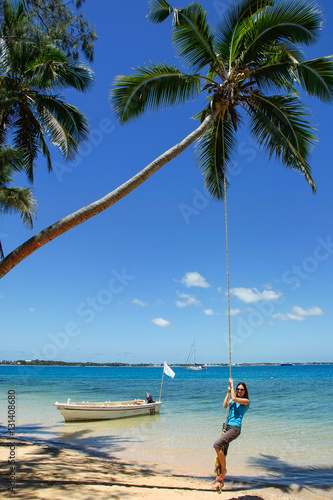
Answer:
(34, 98, 89, 160)
(0, 146, 30, 175)
(0, 38, 12, 74)
(195, 113, 237, 199)
(248, 43, 304, 91)
(214, 0, 273, 67)
(110, 63, 201, 124)
(296, 56, 333, 102)
(172, 3, 220, 73)
(248, 92, 317, 192)
(147, 0, 173, 24)
(0, 186, 37, 228)
(37, 132, 52, 172)
(53, 60, 95, 92)
(11, 104, 40, 180)
(26, 49, 95, 92)
(242, 1, 323, 64)
(34, 95, 89, 141)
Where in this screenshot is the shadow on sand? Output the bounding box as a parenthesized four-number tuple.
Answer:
(1, 433, 332, 499)
(224, 454, 333, 496)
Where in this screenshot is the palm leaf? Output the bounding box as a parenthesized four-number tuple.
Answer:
(214, 0, 273, 67)
(0, 186, 37, 228)
(195, 113, 237, 199)
(248, 43, 304, 91)
(53, 60, 95, 92)
(0, 146, 30, 174)
(0, 38, 12, 74)
(26, 49, 95, 92)
(248, 92, 317, 192)
(110, 63, 200, 123)
(147, 0, 173, 24)
(34, 98, 89, 160)
(33, 95, 90, 142)
(242, 1, 323, 64)
(172, 3, 220, 73)
(11, 103, 40, 180)
(296, 56, 333, 102)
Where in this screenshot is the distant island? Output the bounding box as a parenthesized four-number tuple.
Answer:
(0, 359, 332, 367)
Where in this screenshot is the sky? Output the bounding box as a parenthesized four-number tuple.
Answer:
(1, 0, 333, 365)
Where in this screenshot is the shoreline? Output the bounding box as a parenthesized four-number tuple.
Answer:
(0, 436, 331, 499)
(1, 361, 332, 367)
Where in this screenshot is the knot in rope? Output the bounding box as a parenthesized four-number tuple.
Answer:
(172, 8, 180, 26)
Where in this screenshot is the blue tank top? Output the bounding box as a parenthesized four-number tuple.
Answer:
(227, 401, 248, 428)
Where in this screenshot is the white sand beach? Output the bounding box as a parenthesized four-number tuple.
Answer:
(1, 437, 331, 500)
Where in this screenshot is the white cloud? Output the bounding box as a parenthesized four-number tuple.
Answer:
(272, 313, 304, 322)
(288, 313, 304, 321)
(175, 292, 201, 308)
(151, 317, 170, 327)
(273, 306, 324, 322)
(230, 308, 241, 316)
(292, 306, 324, 317)
(203, 308, 220, 316)
(29, 307, 35, 313)
(230, 287, 282, 303)
(180, 272, 210, 288)
(132, 298, 147, 307)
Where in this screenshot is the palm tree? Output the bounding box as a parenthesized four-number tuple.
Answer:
(0, 0, 93, 258)
(0, 0, 332, 279)
(0, 1, 94, 181)
(0, 147, 37, 258)
(113, 0, 333, 197)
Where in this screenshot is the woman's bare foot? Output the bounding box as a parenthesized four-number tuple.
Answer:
(216, 472, 226, 484)
(212, 481, 223, 490)
(212, 480, 224, 493)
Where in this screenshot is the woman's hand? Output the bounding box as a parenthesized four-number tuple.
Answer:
(229, 377, 233, 388)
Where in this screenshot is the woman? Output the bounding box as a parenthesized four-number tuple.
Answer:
(212, 378, 249, 490)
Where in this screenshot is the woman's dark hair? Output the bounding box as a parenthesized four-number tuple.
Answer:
(236, 381, 249, 400)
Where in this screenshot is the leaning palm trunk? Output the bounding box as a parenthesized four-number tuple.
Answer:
(0, 110, 218, 279)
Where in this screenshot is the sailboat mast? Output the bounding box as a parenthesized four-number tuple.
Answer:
(193, 340, 196, 365)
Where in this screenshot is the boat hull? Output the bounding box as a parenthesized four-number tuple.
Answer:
(54, 400, 163, 422)
(186, 365, 207, 370)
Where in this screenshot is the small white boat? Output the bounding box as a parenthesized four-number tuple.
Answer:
(186, 364, 207, 371)
(186, 340, 207, 371)
(54, 394, 162, 422)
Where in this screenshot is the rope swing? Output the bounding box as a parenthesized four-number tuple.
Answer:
(222, 118, 232, 428)
(213, 118, 233, 485)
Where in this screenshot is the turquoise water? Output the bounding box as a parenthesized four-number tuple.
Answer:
(0, 364, 332, 492)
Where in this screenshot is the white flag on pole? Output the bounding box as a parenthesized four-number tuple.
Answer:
(163, 361, 175, 378)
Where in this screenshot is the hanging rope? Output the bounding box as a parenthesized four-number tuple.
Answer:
(213, 148, 235, 486)
(222, 116, 232, 428)
(214, 132, 232, 478)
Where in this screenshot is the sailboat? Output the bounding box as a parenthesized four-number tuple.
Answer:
(186, 340, 207, 371)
